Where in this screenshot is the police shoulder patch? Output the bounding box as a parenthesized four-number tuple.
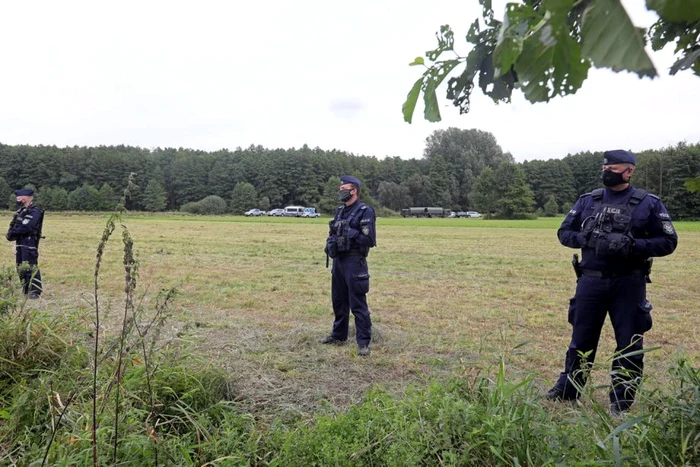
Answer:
(662, 221, 675, 235)
(22, 219, 30, 225)
(657, 211, 670, 219)
(362, 226, 370, 235)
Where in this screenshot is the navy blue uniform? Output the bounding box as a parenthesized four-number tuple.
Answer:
(554, 186, 677, 409)
(326, 200, 376, 346)
(6, 204, 43, 296)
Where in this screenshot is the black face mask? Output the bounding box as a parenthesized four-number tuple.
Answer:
(15, 200, 23, 208)
(339, 189, 353, 202)
(602, 169, 627, 187)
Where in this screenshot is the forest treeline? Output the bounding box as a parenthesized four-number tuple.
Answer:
(1, 129, 699, 219)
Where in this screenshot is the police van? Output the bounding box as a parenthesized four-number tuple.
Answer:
(283, 206, 305, 217)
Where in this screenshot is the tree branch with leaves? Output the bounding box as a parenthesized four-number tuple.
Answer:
(403, 0, 700, 123)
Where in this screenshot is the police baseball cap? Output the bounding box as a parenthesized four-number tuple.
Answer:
(14, 189, 34, 196)
(340, 175, 362, 189)
(603, 150, 636, 166)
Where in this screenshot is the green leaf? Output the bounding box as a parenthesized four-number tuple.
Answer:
(514, 0, 589, 103)
(480, 0, 495, 26)
(423, 59, 461, 122)
(581, 0, 657, 78)
(402, 77, 423, 123)
(409, 56, 425, 66)
(423, 85, 441, 122)
(647, 0, 700, 23)
(467, 18, 481, 44)
(493, 3, 534, 78)
(670, 48, 700, 75)
(603, 414, 652, 443)
(426, 25, 455, 61)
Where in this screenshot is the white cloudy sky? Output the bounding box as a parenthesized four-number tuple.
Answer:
(1, 0, 698, 162)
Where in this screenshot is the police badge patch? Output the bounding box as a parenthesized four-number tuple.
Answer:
(662, 221, 675, 235)
(362, 226, 370, 235)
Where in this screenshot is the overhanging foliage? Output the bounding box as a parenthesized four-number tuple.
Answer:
(403, 0, 699, 122)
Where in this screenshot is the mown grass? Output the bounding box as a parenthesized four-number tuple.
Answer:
(4, 213, 697, 412)
(1, 213, 699, 464)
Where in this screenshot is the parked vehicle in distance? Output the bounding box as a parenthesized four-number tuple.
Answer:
(283, 206, 305, 217)
(464, 211, 482, 218)
(244, 209, 264, 217)
(267, 208, 284, 216)
(401, 207, 449, 218)
(302, 207, 320, 218)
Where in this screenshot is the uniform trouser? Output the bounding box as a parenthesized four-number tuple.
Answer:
(330, 254, 372, 346)
(555, 273, 652, 409)
(16, 246, 42, 295)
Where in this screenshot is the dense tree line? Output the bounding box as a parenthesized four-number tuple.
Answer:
(1, 133, 699, 219)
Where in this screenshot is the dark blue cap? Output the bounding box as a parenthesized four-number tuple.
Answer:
(14, 189, 34, 196)
(340, 175, 362, 189)
(603, 150, 636, 166)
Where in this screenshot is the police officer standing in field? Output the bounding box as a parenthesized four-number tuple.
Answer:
(6, 189, 44, 298)
(544, 150, 678, 414)
(321, 176, 376, 356)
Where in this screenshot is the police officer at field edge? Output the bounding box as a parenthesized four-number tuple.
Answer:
(6, 189, 44, 298)
(544, 150, 677, 414)
(321, 175, 376, 356)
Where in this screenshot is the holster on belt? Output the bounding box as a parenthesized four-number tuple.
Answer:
(572, 254, 582, 280)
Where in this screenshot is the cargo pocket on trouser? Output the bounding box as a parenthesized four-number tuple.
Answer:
(638, 300, 653, 333)
(567, 297, 576, 325)
(352, 272, 370, 295)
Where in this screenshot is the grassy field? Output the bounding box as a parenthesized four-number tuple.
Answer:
(4, 212, 699, 418)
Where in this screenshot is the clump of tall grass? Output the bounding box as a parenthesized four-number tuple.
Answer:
(264, 357, 700, 466)
(0, 175, 259, 466)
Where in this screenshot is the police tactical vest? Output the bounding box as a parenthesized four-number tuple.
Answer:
(334, 202, 369, 256)
(583, 188, 648, 237)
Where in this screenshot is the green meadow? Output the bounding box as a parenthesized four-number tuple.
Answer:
(2, 212, 699, 464)
(12, 213, 700, 409)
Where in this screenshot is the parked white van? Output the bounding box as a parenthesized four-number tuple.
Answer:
(283, 206, 305, 217)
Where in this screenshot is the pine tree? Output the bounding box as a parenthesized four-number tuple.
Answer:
(141, 180, 168, 212)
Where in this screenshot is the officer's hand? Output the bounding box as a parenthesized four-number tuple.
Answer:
(594, 232, 633, 257)
(576, 231, 590, 248)
(325, 236, 338, 257)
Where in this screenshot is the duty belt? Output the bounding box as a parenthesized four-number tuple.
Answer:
(580, 268, 645, 279)
(337, 249, 366, 258)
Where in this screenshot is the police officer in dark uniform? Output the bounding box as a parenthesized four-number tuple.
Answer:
(321, 175, 376, 356)
(544, 150, 677, 414)
(6, 189, 44, 298)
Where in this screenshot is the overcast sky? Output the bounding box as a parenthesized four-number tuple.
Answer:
(1, 0, 698, 162)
